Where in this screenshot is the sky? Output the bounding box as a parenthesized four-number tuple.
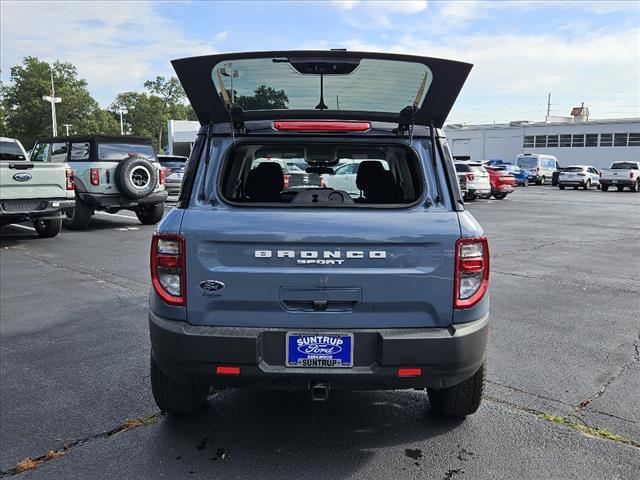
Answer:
(1, 0, 639, 124)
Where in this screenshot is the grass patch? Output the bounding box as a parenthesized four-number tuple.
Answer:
(539, 413, 639, 447)
(14, 449, 67, 473)
(108, 413, 163, 436)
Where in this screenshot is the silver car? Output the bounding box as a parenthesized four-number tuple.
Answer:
(158, 155, 188, 196)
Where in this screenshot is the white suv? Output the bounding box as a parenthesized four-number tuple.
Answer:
(455, 162, 491, 201)
(558, 165, 600, 190)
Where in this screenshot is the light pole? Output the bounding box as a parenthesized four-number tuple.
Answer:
(220, 64, 240, 104)
(63, 124, 72, 136)
(42, 72, 61, 136)
(117, 108, 128, 135)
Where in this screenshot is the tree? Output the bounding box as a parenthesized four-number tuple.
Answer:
(236, 85, 289, 110)
(110, 77, 195, 152)
(1, 57, 119, 148)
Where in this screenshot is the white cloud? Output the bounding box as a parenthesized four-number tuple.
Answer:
(215, 31, 230, 42)
(0, 1, 214, 106)
(331, 0, 428, 29)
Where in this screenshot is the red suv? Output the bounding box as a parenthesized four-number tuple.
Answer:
(485, 167, 516, 199)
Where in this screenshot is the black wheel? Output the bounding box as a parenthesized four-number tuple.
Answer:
(601, 185, 609, 192)
(559, 184, 565, 190)
(115, 157, 157, 199)
(493, 193, 507, 200)
(63, 196, 93, 230)
(631, 179, 639, 192)
(583, 180, 591, 190)
(33, 218, 62, 238)
(573, 186, 578, 190)
(151, 355, 208, 414)
(135, 203, 165, 225)
(541, 176, 546, 185)
(428, 363, 485, 417)
(617, 186, 624, 192)
(523, 179, 528, 187)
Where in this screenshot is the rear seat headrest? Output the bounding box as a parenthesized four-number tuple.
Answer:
(245, 162, 284, 201)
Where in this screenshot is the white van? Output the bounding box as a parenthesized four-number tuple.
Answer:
(515, 153, 559, 185)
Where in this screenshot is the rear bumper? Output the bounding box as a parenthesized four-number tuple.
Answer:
(0, 198, 75, 222)
(600, 179, 634, 187)
(78, 190, 168, 208)
(149, 311, 489, 391)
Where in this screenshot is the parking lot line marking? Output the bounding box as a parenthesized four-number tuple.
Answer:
(94, 212, 139, 220)
(9, 224, 36, 231)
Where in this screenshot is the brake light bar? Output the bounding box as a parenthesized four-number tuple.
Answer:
(150, 233, 186, 306)
(273, 121, 371, 132)
(283, 174, 290, 190)
(454, 237, 490, 309)
(159, 167, 167, 185)
(466, 173, 475, 181)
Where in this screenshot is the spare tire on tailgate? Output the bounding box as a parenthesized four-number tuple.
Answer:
(115, 156, 157, 199)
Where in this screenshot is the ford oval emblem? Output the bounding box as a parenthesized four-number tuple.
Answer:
(13, 172, 32, 182)
(198, 280, 225, 296)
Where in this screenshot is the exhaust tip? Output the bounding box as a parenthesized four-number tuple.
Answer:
(310, 382, 330, 402)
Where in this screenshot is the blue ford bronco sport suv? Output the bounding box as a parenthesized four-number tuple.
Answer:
(149, 51, 489, 418)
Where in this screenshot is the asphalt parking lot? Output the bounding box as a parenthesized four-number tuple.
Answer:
(1, 187, 639, 479)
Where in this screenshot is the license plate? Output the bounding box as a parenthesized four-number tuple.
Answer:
(612, 180, 618, 184)
(286, 332, 353, 368)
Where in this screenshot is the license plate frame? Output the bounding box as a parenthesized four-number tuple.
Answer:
(285, 332, 354, 368)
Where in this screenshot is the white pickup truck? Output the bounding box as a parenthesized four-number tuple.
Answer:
(599, 161, 640, 192)
(0, 137, 75, 238)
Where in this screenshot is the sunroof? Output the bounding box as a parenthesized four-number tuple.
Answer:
(211, 57, 433, 114)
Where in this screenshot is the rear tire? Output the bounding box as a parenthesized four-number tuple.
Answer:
(150, 355, 209, 414)
(601, 185, 609, 192)
(428, 363, 485, 417)
(631, 179, 639, 192)
(583, 180, 591, 190)
(136, 203, 165, 225)
(617, 186, 624, 192)
(63, 197, 92, 230)
(559, 184, 565, 190)
(33, 218, 62, 238)
(493, 193, 507, 199)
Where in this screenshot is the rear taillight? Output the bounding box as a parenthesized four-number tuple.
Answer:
(150, 233, 186, 306)
(577, 173, 586, 176)
(454, 237, 489, 309)
(536, 167, 540, 173)
(631, 171, 635, 179)
(159, 167, 166, 185)
(90, 168, 100, 186)
(320, 175, 325, 187)
(65, 168, 75, 190)
(466, 173, 475, 181)
(498, 176, 510, 181)
(283, 174, 290, 190)
(273, 121, 371, 132)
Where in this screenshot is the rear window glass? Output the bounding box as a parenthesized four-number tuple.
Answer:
(610, 162, 637, 170)
(219, 143, 423, 207)
(98, 143, 156, 161)
(563, 167, 584, 172)
(455, 163, 470, 172)
(516, 156, 537, 169)
(212, 57, 432, 114)
(0, 141, 26, 160)
(158, 156, 187, 166)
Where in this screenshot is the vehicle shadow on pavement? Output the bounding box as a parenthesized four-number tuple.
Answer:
(144, 388, 464, 479)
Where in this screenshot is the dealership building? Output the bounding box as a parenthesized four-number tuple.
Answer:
(169, 110, 639, 170)
(444, 107, 639, 170)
